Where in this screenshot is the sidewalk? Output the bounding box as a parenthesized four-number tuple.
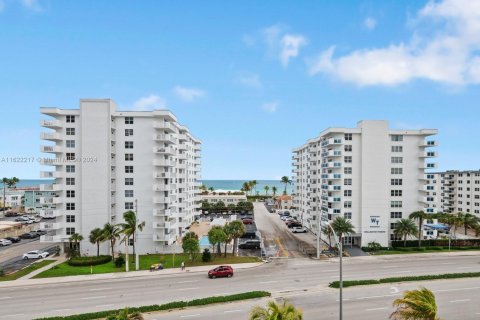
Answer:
(17, 256, 68, 280)
(0, 262, 265, 288)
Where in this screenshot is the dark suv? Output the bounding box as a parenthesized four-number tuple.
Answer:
(238, 240, 261, 249)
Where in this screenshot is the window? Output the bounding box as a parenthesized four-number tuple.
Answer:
(66, 140, 75, 148)
(391, 168, 403, 175)
(391, 179, 403, 186)
(125, 117, 134, 124)
(391, 135, 403, 142)
(391, 201, 403, 208)
(66, 227, 76, 235)
(125, 141, 134, 149)
(390, 212, 402, 219)
(66, 203, 75, 210)
(66, 178, 75, 186)
(344, 179, 352, 186)
(125, 202, 134, 210)
(344, 156, 352, 163)
(344, 212, 352, 219)
(66, 153, 75, 161)
(125, 154, 134, 161)
(66, 128, 75, 135)
(344, 133, 352, 141)
(344, 190, 352, 197)
(344, 167, 352, 174)
(391, 234, 402, 241)
(125, 178, 134, 186)
(391, 157, 403, 164)
(125, 129, 133, 136)
(391, 190, 403, 197)
(66, 165, 75, 173)
(125, 166, 134, 173)
(66, 190, 75, 198)
(66, 115, 75, 123)
(391, 146, 403, 152)
(125, 190, 134, 197)
(344, 201, 352, 208)
(344, 145, 352, 152)
(66, 215, 75, 223)
(390, 223, 398, 230)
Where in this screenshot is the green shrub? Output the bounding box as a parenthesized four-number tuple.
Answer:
(67, 255, 112, 267)
(202, 249, 212, 262)
(329, 280, 379, 288)
(114, 256, 125, 268)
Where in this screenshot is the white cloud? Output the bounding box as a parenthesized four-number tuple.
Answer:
(364, 17, 377, 30)
(280, 34, 307, 67)
(20, 0, 43, 12)
(308, 0, 480, 86)
(236, 74, 262, 89)
(261, 101, 278, 113)
(132, 94, 166, 111)
(174, 86, 206, 102)
(242, 34, 255, 47)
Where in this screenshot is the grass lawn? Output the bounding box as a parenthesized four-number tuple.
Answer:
(34, 254, 260, 279)
(0, 260, 56, 281)
(372, 247, 480, 255)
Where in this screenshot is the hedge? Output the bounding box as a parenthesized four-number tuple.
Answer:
(391, 239, 480, 248)
(329, 272, 480, 288)
(34, 291, 271, 320)
(67, 255, 112, 267)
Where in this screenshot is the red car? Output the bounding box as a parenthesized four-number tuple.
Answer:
(242, 219, 253, 225)
(208, 265, 234, 279)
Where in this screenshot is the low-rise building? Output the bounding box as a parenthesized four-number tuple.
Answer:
(275, 195, 293, 211)
(200, 193, 247, 205)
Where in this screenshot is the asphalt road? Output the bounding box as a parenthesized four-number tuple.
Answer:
(1, 252, 479, 319)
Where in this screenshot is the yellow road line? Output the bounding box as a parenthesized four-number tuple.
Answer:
(275, 237, 289, 257)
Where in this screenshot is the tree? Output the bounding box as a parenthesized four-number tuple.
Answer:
(1, 177, 19, 213)
(280, 176, 292, 195)
(264, 185, 270, 196)
(68, 233, 84, 257)
(228, 220, 246, 256)
(390, 287, 439, 320)
(251, 180, 257, 194)
(201, 200, 211, 213)
(106, 308, 144, 320)
(322, 225, 334, 249)
(331, 216, 355, 243)
(242, 182, 251, 195)
(223, 223, 235, 258)
(394, 219, 419, 247)
(272, 186, 277, 200)
(103, 223, 121, 261)
(118, 210, 146, 259)
(459, 213, 479, 235)
(182, 232, 200, 261)
(214, 201, 226, 212)
(208, 186, 214, 192)
(208, 226, 227, 256)
(409, 211, 427, 247)
(227, 203, 236, 212)
(250, 300, 303, 320)
(89, 228, 105, 257)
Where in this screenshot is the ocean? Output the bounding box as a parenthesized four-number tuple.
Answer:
(10, 179, 294, 195)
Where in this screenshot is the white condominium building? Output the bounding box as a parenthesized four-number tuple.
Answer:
(39, 99, 202, 255)
(292, 120, 437, 247)
(428, 170, 480, 216)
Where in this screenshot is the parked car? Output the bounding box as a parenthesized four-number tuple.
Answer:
(208, 265, 234, 279)
(5, 212, 18, 217)
(238, 240, 261, 249)
(15, 216, 30, 222)
(32, 230, 47, 236)
(292, 226, 307, 233)
(19, 232, 39, 239)
(0, 239, 13, 246)
(22, 250, 49, 259)
(5, 236, 21, 243)
(242, 219, 254, 225)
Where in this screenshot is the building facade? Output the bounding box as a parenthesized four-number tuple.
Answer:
(200, 194, 247, 206)
(39, 99, 202, 255)
(292, 120, 437, 247)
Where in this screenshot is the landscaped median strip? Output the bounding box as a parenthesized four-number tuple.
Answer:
(329, 272, 480, 288)
(33, 291, 271, 320)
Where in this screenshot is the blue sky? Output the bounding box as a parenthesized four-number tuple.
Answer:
(0, 0, 479, 180)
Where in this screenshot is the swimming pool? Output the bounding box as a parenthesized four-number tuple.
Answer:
(199, 235, 211, 246)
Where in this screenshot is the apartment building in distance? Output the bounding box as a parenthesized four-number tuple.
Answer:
(39, 99, 202, 255)
(292, 120, 437, 247)
(428, 170, 480, 216)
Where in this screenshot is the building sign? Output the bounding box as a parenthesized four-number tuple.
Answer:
(370, 215, 380, 228)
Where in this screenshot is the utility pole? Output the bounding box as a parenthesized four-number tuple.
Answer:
(135, 199, 139, 271)
(316, 213, 321, 259)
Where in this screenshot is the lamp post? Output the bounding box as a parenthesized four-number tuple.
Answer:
(135, 199, 139, 271)
(325, 222, 343, 320)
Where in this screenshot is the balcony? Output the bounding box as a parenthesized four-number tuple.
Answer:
(41, 132, 62, 141)
(153, 159, 175, 167)
(178, 143, 187, 150)
(39, 184, 62, 192)
(327, 162, 342, 168)
(39, 196, 62, 204)
(421, 163, 438, 169)
(153, 146, 176, 155)
(177, 153, 187, 160)
(153, 208, 174, 217)
(326, 185, 342, 191)
(194, 145, 201, 151)
(153, 221, 166, 229)
(40, 119, 62, 128)
(40, 235, 63, 242)
(40, 209, 61, 218)
(153, 134, 177, 144)
(326, 173, 342, 180)
(325, 150, 342, 158)
(420, 151, 437, 158)
(178, 133, 187, 141)
(154, 196, 172, 204)
(420, 140, 437, 147)
(153, 172, 176, 179)
(40, 222, 62, 230)
(326, 138, 342, 146)
(154, 121, 176, 132)
(153, 184, 171, 192)
(40, 145, 62, 153)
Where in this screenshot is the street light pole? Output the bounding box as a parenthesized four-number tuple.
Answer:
(135, 199, 139, 271)
(316, 213, 321, 259)
(325, 223, 342, 320)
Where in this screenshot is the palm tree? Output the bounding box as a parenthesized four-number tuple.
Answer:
(1, 178, 8, 213)
(331, 216, 355, 244)
(390, 287, 439, 320)
(322, 225, 334, 249)
(250, 300, 303, 320)
(223, 223, 235, 258)
(228, 220, 246, 256)
(208, 186, 214, 192)
(242, 182, 251, 195)
(103, 223, 121, 261)
(118, 210, 146, 260)
(68, 233, 84, 257)
(251, 180, 257, 195)
(409, 211, 427, 247)
(272, 186, 277, 200)
(280, 176, 292, 195)
(394, 219, 419, 247)
(459, 212, 479, 235)
(264, 185, 270, 196)
(89, 228, 105, 257)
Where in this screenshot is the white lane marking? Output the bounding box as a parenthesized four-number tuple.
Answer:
(178, 280, 199, 284)
(450, 299, 471, 303)
(80, 295, 107, 300)
(436, 286, 480, 293)
(365, 307, 388, 312)
(224, 310, 243, 313)
(356, 294, 401, 300)
(390, 287, 399, 294)
(180, 315, 201, 318)
(0, 314, 24, 318)
(96, 304, 115, 308)
(53, 309, 71, 313)
(0, 297, 12, 300)
(177, 287, 200, 291)
(259, 281, 279, 284)
(89, 287, 113, 291)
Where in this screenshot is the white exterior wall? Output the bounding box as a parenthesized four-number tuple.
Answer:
(200, 194, 247, 205)
(39, 99, 202, 255)
(292, 120, 438, 247)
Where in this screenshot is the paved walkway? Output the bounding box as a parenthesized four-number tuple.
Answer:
(17, 256, 67, 280)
